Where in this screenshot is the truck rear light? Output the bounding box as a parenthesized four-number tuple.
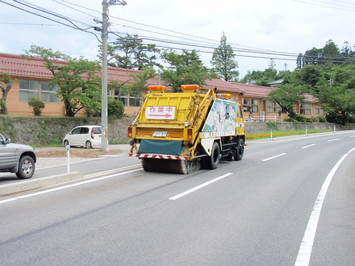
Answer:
(181, 84, 199, 92)
(91, 128, 94, 139)
(147, 85, 166, 92)
(187, 128, 193, 140)
(128, 127, 133, 138)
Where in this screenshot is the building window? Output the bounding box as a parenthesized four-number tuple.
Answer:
(118, 95, 140, 107)
(41, 82, 59, 103)
(266, 101, 281, 113)
(20, 79, 59, 103)
(315, 108, 324, 115)
(300, 103, 311, 115)
(243, 98, 259, 113)
(19, 80, 39, 101)
(243, 99, 251, 112)
(252, 99, 259, 112)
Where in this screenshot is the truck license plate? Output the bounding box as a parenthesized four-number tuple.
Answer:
(153, 131, 167, 137)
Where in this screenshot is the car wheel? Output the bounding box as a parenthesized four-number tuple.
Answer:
(16, 155, 35, 179)
(85, 141, 92, 149)
(63, 140, 69, 147)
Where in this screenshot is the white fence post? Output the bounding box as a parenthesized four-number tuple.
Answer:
(66, 145, 71, 173)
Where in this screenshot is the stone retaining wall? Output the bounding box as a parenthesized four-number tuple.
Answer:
(1, 116, 354, 146)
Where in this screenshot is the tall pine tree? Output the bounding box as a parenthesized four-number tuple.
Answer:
(210, 33, 239, 82)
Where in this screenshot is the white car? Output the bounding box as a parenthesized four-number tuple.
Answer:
(63, 125, 102, 149)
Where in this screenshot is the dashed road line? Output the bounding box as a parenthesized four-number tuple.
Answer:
(169, 173, 233, 200)
(327, 138, 340, 142)
(301, 144, 316, 149)
(262, 153, 287, 162)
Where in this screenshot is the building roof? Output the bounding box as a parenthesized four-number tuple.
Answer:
(234, 82, 274, 98)
(203, 79, 244, 94)
(0, 52, 57, 79)
(0, 52, 150, 84)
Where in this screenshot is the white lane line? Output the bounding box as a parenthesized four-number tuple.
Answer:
(169, 173, 233, 200)
(262, 153, 287, 162)
(301, 144, 316, 149)
(327, 138, 340, 142)
(295, 147, 355, 266)
(0, 168, 142, 205)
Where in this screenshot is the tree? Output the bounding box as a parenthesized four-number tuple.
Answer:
(0, 74, 12, 114)
(289, 63, 355, 124)
(267, 83, 306, 119)
(161, 49, 214, 92)
(210, 33, 239, 81)
(123, 67, 156, 104)
(107, 34, 161, 70)
(240, 68, 278, 86)
(303, 40, 350, 65)
(296, 53, 304, 69)
(24, 45, 101, 117)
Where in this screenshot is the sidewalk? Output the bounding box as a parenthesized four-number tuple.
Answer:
(35, 144, 131, 169)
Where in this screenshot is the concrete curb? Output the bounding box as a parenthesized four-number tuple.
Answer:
(0, 172, 83, 196)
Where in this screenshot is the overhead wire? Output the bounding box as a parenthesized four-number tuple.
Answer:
(54, 0, 299, 56)
(0, 0, 353, 64)
(0, 0, 101, 42)
(291, 0, 355, 11)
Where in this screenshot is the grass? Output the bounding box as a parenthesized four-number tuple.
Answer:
(246, 129, 332, 140)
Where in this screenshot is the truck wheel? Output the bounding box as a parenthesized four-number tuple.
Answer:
(16, 155, 35, 179)
(234, 138, 244, 161)
(205, 142, 220, 169)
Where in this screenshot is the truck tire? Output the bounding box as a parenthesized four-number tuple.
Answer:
(205, 142, 220, 169)
(16, 155, 35, 179)
(234, 138, 244, 161)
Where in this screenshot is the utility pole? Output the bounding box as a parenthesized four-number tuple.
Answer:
(101, 0, 126, 151)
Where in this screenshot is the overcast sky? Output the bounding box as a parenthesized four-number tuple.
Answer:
(0, 0, 354, 78)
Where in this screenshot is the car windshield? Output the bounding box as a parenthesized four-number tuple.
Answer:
(0, 133, 4, 142)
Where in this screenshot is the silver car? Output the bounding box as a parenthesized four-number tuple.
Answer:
(0, 133, 36, 179)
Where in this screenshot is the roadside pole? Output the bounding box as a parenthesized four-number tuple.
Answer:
(101, 0, 127, 152)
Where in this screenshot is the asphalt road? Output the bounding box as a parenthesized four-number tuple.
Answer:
(0, 131, 354, 265)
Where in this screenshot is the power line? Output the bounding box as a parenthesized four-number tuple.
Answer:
(0, 0, 101, 42)
(54, 0, 300, 57)
(291, 0, 355, 11)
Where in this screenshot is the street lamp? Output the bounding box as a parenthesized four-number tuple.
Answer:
(101, 0, 126, 151)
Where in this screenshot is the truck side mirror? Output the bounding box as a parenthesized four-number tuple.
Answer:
(4, 138, 11, 144)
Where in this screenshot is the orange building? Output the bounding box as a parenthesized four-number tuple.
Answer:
(1, 52, 322, 120)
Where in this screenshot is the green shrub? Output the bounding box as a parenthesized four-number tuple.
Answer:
(108, 98, 124, 119)
(318, 116, 327, 123)
(295, 114, 307, 122)
(311, 117, 319, 122)
(306, 117, 312, 122)
(266, 121, 278, 130)
(28, 97, 45, 116)
(284, 117, 295, 122)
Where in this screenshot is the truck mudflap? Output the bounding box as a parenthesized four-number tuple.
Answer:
(129, 153, 190, 160)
